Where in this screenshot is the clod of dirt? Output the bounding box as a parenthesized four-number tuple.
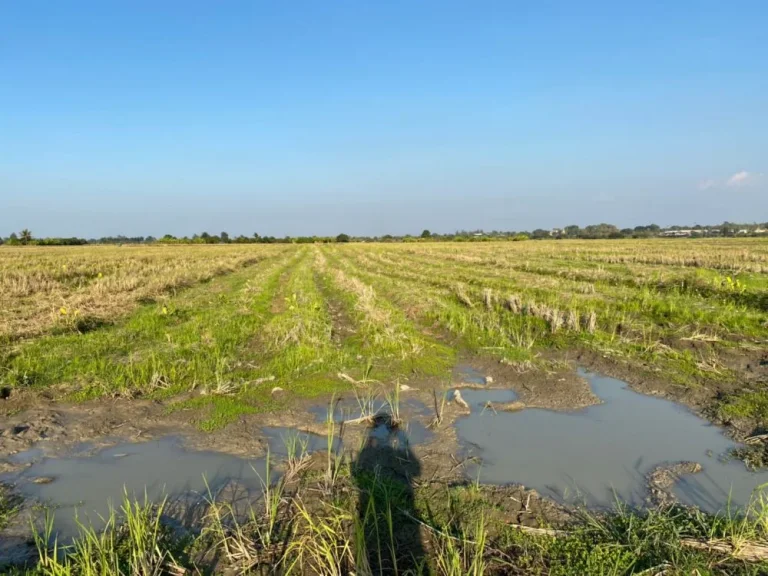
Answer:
(647, 461, 703, 506)
(498, 401, 526, 412)
(31, 477, 55, 484)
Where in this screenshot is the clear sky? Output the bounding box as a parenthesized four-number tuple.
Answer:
(1, 1, 766, 238)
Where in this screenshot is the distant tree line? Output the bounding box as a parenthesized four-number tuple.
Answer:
(2, 222, 767, 246)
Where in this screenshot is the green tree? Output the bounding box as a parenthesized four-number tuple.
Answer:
(420, 229, 431, 238)
(583, 223, 619, 239)
(336, 233, 351, 243)
(564, 225, 581, 237)
(220, 231, 230, 243)
(19, 229, 33, 245)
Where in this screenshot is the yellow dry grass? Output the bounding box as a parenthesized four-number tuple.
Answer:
(0, 244, 284, 341)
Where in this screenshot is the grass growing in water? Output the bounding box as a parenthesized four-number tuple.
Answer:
(11, 474, 768, 575)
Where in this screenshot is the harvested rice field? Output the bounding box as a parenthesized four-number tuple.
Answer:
(2, 239, 768, 575)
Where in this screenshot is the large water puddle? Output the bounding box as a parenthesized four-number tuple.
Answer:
(0, 421, 430, 544)
(0, 428, 332, 540)
(456, 369, 768, 511)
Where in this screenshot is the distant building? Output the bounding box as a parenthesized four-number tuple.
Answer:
(660, 230, 693, 237)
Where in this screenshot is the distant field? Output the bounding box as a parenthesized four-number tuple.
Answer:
(1, 238, 767, 430)
(0, 244, 287, 341)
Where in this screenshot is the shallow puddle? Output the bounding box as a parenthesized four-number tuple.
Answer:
(0, 420, 432, 545)
(453, 364, 487, 385)
(263, 426, 341, 455)
(459, 388, 517, 409)
(456, 369, 768, 511)
(1, 436, 280, 540)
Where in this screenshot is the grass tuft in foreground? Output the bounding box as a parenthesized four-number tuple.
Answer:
(9, 459, 768, 575)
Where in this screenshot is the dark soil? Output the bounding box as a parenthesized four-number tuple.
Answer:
(314, 273, 358, 345)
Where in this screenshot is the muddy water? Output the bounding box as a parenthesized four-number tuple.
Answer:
(454, 364, 488, 385)
(0, 421, 431, 544)
(456, 369, 768, 511)
(0, 431, 314, 539)
(263, 426, 341, 455)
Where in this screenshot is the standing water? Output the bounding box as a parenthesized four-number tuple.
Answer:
(0, 429, 332, 540)
(455, 369, 768, 511)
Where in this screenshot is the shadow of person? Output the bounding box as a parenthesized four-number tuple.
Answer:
(352, 416, 425, 575)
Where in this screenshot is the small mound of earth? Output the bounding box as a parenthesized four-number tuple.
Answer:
(647, 462, 703, 507)
(484, 357, 600, 410)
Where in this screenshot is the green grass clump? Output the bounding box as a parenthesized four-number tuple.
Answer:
(26, 493, 189, 576)
(719, 391, 768, 424)
(14, 476, 768, 575)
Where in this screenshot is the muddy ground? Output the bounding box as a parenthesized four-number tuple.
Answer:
(0, 367, 568, 567)
(1, 348, 766, 567)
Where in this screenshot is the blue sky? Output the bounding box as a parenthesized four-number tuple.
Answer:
(1, 0, 766, 237)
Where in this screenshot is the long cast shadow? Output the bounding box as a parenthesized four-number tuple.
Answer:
(352, 415, 425, 574)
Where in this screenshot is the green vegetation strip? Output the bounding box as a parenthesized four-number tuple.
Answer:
(333, 245, 766, 385)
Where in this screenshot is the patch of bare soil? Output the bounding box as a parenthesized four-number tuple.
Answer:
(314, 273, 357, 345)
(268, 268, 293, 315)
(0, 395, 272, 475)
(453, 355, 600, 411)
